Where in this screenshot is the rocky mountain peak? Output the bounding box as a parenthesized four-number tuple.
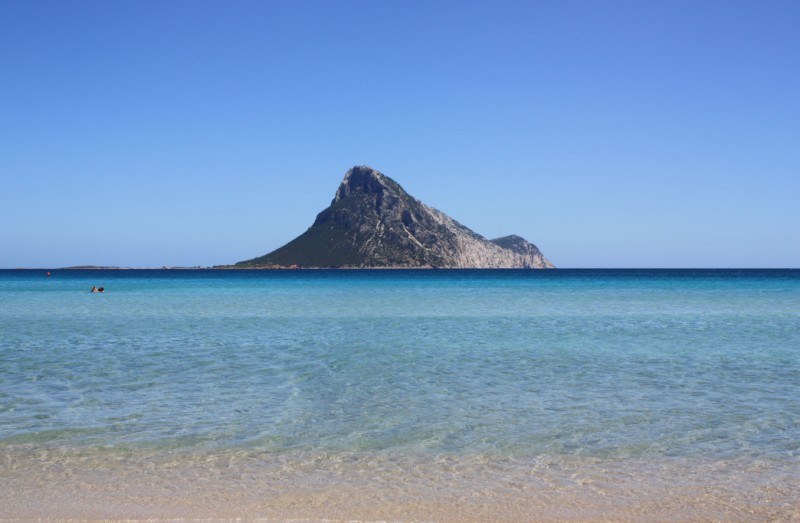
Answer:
(334, 165, 400, 203)
(237, 166, 554, 269)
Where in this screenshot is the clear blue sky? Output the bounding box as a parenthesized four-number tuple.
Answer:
(2, 0, 798, 268)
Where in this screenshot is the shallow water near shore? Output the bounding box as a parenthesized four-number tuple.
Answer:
(2, 269, 799, 519)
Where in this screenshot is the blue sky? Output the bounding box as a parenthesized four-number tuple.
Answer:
(1, 0, 798, 268)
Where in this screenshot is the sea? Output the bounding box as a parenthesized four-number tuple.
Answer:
(1, 269, 799, 519)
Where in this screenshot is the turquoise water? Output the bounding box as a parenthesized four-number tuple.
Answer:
(1, 269, 799, 462)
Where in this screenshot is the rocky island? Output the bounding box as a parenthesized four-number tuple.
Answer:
(236, 166, 554, 269)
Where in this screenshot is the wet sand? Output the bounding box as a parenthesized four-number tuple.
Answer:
(2, 448, 798, 521)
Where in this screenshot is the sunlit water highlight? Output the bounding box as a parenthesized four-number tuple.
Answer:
(1, 269, 799, 519)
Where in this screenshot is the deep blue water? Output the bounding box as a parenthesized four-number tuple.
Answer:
(1, 269, 799, 461)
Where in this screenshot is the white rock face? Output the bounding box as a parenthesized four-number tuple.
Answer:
(423, 206, 553, 268)
(238, 166, 554, 269)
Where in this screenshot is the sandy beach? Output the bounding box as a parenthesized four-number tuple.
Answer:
(2, 447, 798, 521)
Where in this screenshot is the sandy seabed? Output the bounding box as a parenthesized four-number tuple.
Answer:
(1, 447, 798, 521)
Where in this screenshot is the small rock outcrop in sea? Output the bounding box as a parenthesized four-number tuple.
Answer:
(236, 166, 554, 268)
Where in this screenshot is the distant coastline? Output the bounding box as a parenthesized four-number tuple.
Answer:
(48, 265, 494, 270)
(60, 265, 210, 270)
(4, 267, 797, 271)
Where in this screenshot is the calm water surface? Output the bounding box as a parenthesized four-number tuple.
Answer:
(2, 269, 798, 459)
(1, 269, 800, 518)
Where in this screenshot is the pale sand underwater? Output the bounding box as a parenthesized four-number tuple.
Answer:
(2, 448, 799, 520)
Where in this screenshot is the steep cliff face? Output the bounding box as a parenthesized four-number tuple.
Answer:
(236, 166, 554, 268)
